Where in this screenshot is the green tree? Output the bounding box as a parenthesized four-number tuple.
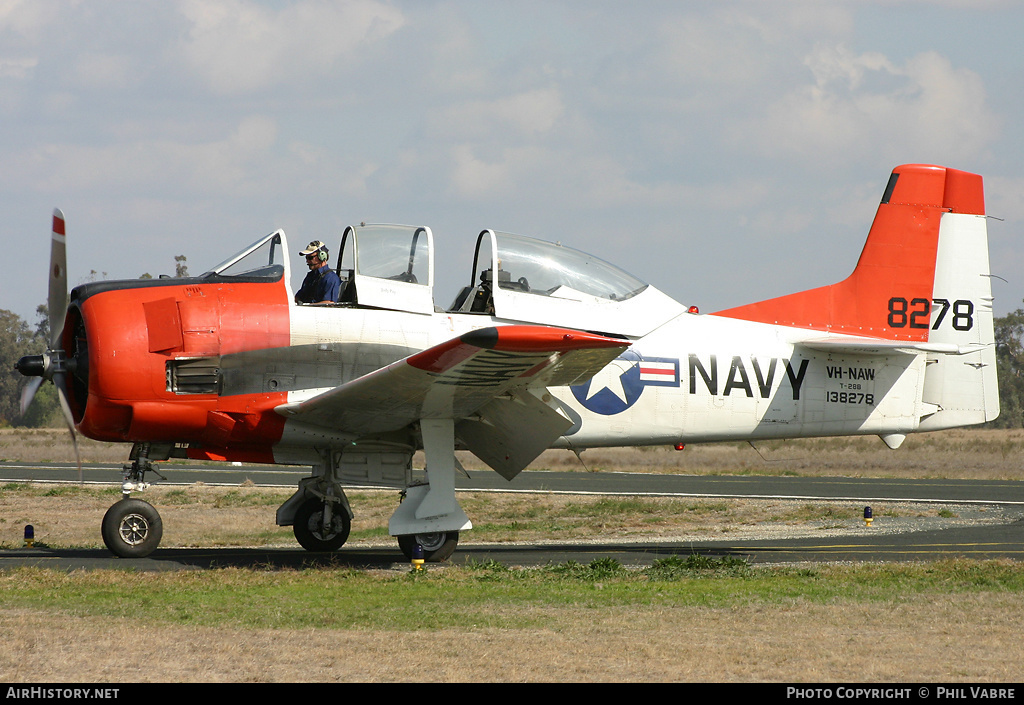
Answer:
(0, 309, 40, 426)
(0, 308, 63, 428)
(988, 303, 1024, 428)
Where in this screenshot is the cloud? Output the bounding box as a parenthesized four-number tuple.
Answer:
(5, 115, 281, 196)
(0, 0, 60, 38)
(177, 0, 405, 94)
(0, 56, 35, 79)
(430, 88, 565, 141)
(746, 45, 1000, 165)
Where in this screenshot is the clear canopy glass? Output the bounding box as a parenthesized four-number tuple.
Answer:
(479, 231, 647, 302)
(201, 231, 286, 280)
(341, 224, 431, 285)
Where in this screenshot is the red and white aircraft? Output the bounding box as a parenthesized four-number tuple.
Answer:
(17, 164, 999, 560)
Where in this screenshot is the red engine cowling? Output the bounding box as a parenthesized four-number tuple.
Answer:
(68, 276, 292, 461)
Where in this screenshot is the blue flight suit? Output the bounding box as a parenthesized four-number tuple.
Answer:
(295, 263, 342, 304)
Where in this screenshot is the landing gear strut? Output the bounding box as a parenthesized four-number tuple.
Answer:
(278, 450, 355, 553)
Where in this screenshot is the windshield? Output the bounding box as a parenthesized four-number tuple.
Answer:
(487, 231, 646, 301)
(201, 231, 286, 280)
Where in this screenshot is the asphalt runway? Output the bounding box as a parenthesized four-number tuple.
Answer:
(2, 461, 1023, 570)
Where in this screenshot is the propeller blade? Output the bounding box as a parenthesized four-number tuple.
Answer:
(54, 372, 81, 483)
(48, 208, 68, 348)
(19, 377, 43, 417)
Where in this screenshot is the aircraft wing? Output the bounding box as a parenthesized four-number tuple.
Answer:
(275, 326, 629, 444)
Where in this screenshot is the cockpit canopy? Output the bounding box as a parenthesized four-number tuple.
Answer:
(450, 230, 684, 336)
(203, 225, 684, 336)
(202, 230, 289, 282)
(464, 231, 647, 302)
(337, 224, 435, 314)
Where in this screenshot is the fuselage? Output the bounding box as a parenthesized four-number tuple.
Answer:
(65, 269, 929, 463)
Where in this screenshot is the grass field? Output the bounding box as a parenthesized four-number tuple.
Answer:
(1, 427, 1023, 682)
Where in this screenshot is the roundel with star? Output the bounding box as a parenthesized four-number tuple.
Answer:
(570, 351, 645, 415)
(570, 351, 680, 415)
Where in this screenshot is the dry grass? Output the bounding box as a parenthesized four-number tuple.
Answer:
(523, 428, 1024, 481)
(0, 428, 132, 464)
(2, 591, 1021, 682)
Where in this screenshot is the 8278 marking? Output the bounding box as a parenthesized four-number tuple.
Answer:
(887, 297, 974, 331)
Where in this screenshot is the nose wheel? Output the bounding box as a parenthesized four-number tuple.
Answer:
(101, 498, 163, 558)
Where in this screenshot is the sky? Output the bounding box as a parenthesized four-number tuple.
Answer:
(2, 0, 1023, 326)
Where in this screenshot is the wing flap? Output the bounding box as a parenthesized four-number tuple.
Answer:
(457, 391, 572, 480)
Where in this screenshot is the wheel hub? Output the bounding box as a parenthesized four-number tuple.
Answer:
(118, 513, 150, 546)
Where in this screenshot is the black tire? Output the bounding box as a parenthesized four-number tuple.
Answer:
(397, 531, 459, 562)
(101, 499, 163, 558)
(293, 498, 351, 552)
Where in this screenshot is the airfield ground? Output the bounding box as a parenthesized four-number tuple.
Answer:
(1, 428, 1023, 682)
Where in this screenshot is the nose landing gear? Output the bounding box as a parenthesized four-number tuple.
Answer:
(101, 443, 166, 558)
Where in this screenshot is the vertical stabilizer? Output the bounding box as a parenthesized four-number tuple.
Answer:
(714, 164, 997, 428)
(714, 165, 985, 340)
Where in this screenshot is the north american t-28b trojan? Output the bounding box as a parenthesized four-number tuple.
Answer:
(16, 164, 999, 560)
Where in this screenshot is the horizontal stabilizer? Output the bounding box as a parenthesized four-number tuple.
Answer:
(799, 335, 990, 356)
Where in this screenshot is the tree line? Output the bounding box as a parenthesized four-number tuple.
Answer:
(4, 292, 1024, 429)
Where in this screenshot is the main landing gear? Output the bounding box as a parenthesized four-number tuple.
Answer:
(102, 433, 471, 563)
(397, 531, 460, 563)
(292, 496, 351, 552)
(279, 478, 461, 561)
(279, 423, 471, 562)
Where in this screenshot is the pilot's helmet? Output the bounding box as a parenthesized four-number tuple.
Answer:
(299, 240, 329, 262)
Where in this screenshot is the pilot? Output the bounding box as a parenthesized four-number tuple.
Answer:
(295, 240, 342, 304)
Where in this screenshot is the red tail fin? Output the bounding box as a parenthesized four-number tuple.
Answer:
(713, 164, 985, 341)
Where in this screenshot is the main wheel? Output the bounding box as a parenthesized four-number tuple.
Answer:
(397, 531, 459, 562)
(293, 498, 351, 552)
(101, 499, 163, 558)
